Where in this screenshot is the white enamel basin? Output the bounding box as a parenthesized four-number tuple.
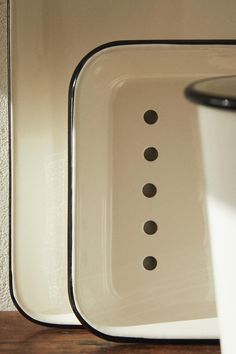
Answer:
(69, 42, 236, 339)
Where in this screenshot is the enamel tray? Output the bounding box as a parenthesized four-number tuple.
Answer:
(8, 2, 80, 326)
(68, 41, 236, 340)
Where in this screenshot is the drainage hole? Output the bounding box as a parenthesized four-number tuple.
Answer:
(143, 256, 157, 271)
(144, 147, 158, 161)
(143, 110, 158, 124)
(143, 220, 158, 235)
(142, 183, 157, 198)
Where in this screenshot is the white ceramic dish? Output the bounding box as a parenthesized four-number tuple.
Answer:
(69, 41, 236, 341)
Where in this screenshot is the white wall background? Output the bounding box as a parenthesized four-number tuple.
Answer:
(0, 0, 14, 311)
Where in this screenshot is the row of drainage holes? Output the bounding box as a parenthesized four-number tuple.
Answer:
(143, 110, 158, 270)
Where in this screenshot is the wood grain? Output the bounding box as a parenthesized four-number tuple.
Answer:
(0, 312, 221, 354)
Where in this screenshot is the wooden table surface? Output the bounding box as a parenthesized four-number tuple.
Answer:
(0, 312, 221, 354)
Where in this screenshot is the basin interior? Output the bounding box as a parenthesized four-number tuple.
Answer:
(71, 44, 236, 332)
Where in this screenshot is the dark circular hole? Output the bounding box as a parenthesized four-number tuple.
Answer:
(143, 220, 158, 235)
(143, 110, 158, 124)
(142, 183, 157, 198)
(143, 256, 158, 271)
(144, 147, 158, 161)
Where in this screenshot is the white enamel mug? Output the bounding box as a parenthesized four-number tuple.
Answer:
(185, 76, 236, 354)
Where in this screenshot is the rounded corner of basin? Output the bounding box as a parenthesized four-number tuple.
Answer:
(67, 280, 117, 343)
(68, 39, 159, 100)
(9, 270, 81, 329)
(9, 271, 47, 328)
(67, 298, 143, 344)
(8, 223, 45, 327)
(67, 259, 116, 341)
(68, 40, 126, 139)
(9, 218, 80, 328)
(67, 272, 144, 343)
(68, 41, 124, 94)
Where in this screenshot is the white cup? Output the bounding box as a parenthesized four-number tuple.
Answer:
(185, 76, 236, 354)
